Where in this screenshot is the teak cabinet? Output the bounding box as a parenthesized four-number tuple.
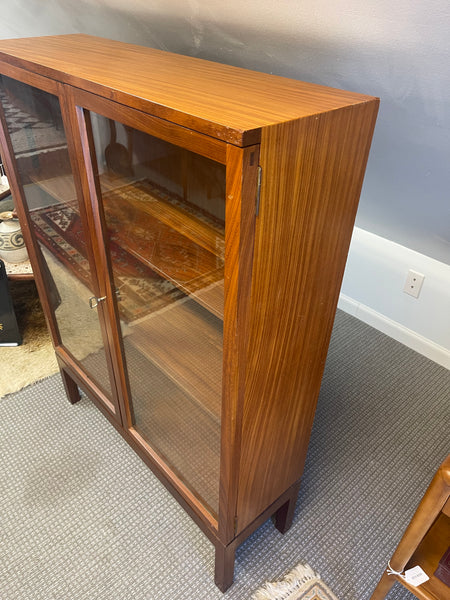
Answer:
(0, 34, 378, 591)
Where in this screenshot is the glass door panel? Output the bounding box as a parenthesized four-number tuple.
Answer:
(0, 76, 113, 399)
(88, 111, 225, 515)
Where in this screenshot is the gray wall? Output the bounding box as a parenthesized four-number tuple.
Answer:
(1, 0, 449, 264)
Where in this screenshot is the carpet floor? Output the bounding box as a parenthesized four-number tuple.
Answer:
(0, 310, 448, 599)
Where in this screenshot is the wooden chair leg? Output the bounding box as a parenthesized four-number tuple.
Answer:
(215, 540, 236, 593)
(273, 481, 301, 534)
(370, 570, 395, 600)
(60, 368, 80, 404)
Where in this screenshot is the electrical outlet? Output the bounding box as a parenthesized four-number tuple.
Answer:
(403, 269, 425, 298)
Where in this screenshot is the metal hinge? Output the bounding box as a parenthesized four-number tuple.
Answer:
(255, 165, 262, 217)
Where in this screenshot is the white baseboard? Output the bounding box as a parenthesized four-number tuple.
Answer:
(338, 294, 450, 369)
(339, 228, 450, 370)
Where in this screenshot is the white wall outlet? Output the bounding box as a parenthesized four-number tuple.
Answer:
(404, 269, 425, 298)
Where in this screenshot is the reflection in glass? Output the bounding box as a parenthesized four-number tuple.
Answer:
(89, 112, 225, 515)
(0, 76, 113, 397)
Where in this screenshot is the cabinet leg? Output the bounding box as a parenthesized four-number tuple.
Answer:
(60, 368, 80, 405)
(369, 571, 394, 600)
(273, 482, 301, 534)
(214, 540, 236, 593)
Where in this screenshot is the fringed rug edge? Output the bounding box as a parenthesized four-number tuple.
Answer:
(252, 563, 338, 600)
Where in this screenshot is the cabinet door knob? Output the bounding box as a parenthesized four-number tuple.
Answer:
(88, 295, 106, 309)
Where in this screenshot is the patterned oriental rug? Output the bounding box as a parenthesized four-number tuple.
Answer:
(252, 564, 339, 600)
(31, 194, 183, 323)
(0, 85, 69, 185)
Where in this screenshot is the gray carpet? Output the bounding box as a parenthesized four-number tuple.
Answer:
(0, 310, 449, 599)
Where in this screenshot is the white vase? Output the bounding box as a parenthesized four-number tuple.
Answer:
(0, 211, 28, 263)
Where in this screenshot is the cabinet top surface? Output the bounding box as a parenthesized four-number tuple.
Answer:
(0, 34, 377, 145)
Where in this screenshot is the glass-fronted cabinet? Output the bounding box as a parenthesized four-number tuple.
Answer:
(0, 72, 229, 516)
(0, 34, 378, 592)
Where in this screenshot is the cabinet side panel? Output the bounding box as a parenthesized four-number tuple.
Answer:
(236, 100, 379, 531)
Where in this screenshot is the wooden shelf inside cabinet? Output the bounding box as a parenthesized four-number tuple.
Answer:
(127, 297, 222, 422)
(124, 340, 221, 517)
(29, 173, 225, 318)
(99, 178, 224, 319)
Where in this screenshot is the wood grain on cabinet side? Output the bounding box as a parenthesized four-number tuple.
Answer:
(218, 144, 260, 544)
(236, 99, 379, 531)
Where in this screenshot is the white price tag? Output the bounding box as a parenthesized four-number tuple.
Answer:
(403, 565, 429, 587)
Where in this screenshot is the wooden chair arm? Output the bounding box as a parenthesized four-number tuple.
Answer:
(370, 454, 450, 599)
(388, 454, 450, 573)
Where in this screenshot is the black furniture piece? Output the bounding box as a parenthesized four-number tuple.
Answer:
(0, 258, 21, 345)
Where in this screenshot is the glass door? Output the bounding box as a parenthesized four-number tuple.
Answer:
(0, 75, 117, 411)
(84, 109, 225, 517)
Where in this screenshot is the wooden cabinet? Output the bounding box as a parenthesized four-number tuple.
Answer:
(0, 34, 378, 591)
